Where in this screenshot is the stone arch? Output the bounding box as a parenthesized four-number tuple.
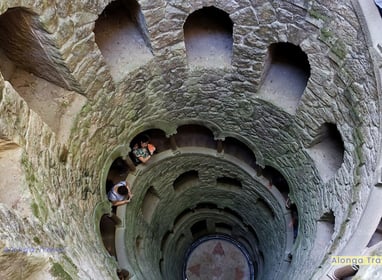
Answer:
(258, 42, 311, 114)
(126, 120, 177, 142)
(173, 170, 200, 192)
(93, 201, 120, 274)
(256, 197, 275, 219)
(100, 145, 130, 199)
(129, 128, 170, 154)
(174, 123, 216, 149)
(216, 176, 242, 190)
(141, 186, 160, 224)
(223, 137, 258, 169)
(183, 6, 233, 69)
(99, 214, 118, 257)
(106, 157, 130, 194)
(175, 119, 222, 139)
(128, 128, 169, 166)
(218, 132, 264, 167)
(94, 0, 153, 82)
(261, 165, 290, 199)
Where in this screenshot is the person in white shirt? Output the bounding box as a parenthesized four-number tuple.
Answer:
(107, 181, 132, 206)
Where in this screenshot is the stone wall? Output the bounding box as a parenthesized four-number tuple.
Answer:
(0, 0, 381, 279)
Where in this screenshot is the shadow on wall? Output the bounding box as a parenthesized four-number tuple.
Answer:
(306, 123, 344, 183)
(258, 42, 311, 115)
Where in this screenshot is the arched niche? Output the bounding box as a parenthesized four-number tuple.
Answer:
(174, 124, 216, 149)
(306, 123, 345, 182)
(100, 214, 118, 257)
(0, 135, 31, 216)
(223, 137, 257, 169)
(215, 222, 233, 235)
(258, 42, 310, 114)
(137, 128, 171, 153)
(261, 166, 289, 199)
(160, 231, 173, 262)
(129, 129, 169, 152)
(287, 203, 299, 241)
(141, 186, 160, 224)
(190, 220, 208, 239)
(0, 8, 87, 142)
(94, 0, 153, 81)
(128, 129, 169, 165)
(216, 176, 242, 190)
(173, 170, 200, 192)
(100, 145, 131, 199)
(256, 197, 275, 219)
(183, 6, 233, 69)
(106, 157, 129, 194)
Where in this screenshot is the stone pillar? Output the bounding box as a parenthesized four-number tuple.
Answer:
(169, 135, 177, 151)
(216, 139, 224, 153)
(254, 164, 263, 176)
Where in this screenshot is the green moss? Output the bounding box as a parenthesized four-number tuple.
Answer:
(30, 195, 48, 222)
(50, 262, 72, 280)
(37, 200, 48, 221)
(50, 255, 79, 278)
(31, 202, 39, 218)
(320, 27, 332, 40)
(33, 236, 41, 245)
(62, 255, 78, 271)
(331, 40, 347, 60)
(22, 159, 49, 221)
(21, 153, 37, 183)
(80, 103, 92, 115)
(309, 9, 327, 21)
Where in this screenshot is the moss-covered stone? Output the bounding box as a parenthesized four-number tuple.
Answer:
(50, 262, 72, 280)
(308, 9, 328, 21)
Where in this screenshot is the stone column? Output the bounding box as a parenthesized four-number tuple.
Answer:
(216, 139, 224, 153)
(169, 135, 177, 151)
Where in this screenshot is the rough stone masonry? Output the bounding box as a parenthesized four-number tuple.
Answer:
(0, 0, 382, 279)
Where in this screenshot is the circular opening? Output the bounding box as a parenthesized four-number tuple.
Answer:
(183, 235, 255, 280)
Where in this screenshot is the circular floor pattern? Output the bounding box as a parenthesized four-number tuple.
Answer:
(184, 236, 254, 280)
